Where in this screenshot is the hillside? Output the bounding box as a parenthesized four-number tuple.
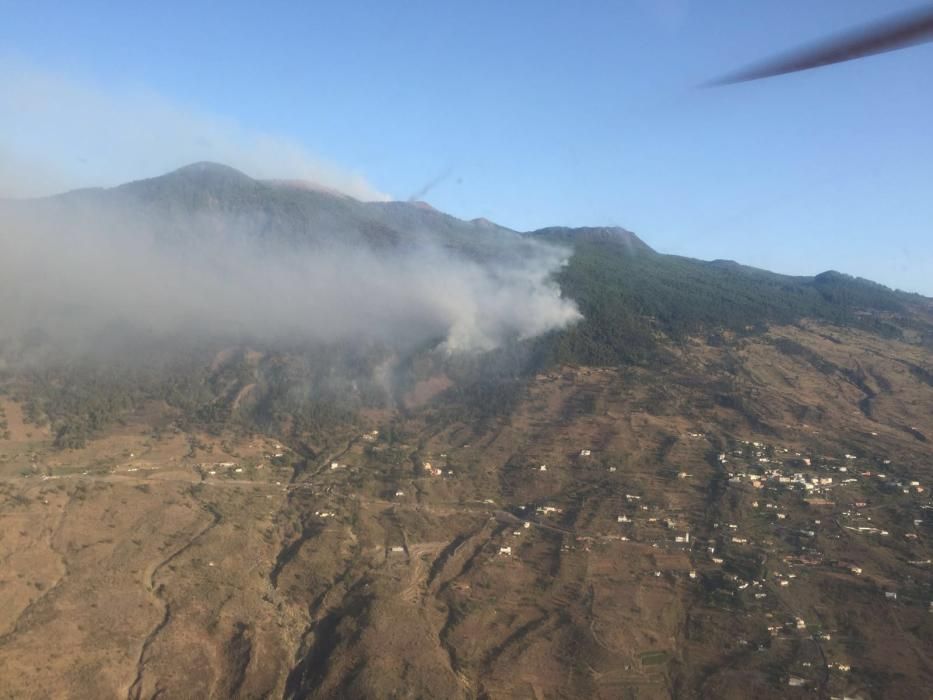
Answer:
(1, 165, 932, 699)
(538, 228, 932, 366)
(1, 164, 931, 449)
(2, 321, 932, 699)
(33, 162, 524, 258)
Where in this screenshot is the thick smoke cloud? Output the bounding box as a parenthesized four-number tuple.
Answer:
(0, 63, 579, 368)
(0, 198, 580, 365)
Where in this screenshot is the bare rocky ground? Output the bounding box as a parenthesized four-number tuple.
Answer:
(0, 321, 931, 699)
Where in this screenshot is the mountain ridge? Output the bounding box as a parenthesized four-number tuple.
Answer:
(47, 163, 926, 302)
(4, 162, 929, 357)
(2, 163, 931, 558)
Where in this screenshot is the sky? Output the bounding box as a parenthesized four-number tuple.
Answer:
(1, 0, 932, 294)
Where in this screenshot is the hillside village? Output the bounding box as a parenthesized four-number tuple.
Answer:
(2, 317, 932, 698)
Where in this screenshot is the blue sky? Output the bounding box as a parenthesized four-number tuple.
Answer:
(2, 1, 932, 293)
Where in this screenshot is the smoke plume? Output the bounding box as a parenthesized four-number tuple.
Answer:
(0, 184, 580, 366)
(0, 61, 389, 201)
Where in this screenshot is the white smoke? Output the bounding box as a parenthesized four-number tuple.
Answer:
(0, 196, 580, 360)
(0, 62, 580, 362)
(0, 61, 389, 201)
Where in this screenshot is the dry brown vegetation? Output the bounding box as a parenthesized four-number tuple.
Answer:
(0, 321, 931, 699)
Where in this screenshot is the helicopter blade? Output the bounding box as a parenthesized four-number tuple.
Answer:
(707, 5, 933, 86)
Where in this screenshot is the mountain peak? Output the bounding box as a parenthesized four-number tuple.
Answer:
(530, 225, 654, 254)
(113, 162, 261, 203)
(125, 161, 257, 190)
(169, 162, 253, 180)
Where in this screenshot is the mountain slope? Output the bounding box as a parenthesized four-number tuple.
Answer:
(1, 162, 930, 447)
(2, 164, 933, 699)
(537, 228, 932, 366)
(101, 162, 523, 257)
